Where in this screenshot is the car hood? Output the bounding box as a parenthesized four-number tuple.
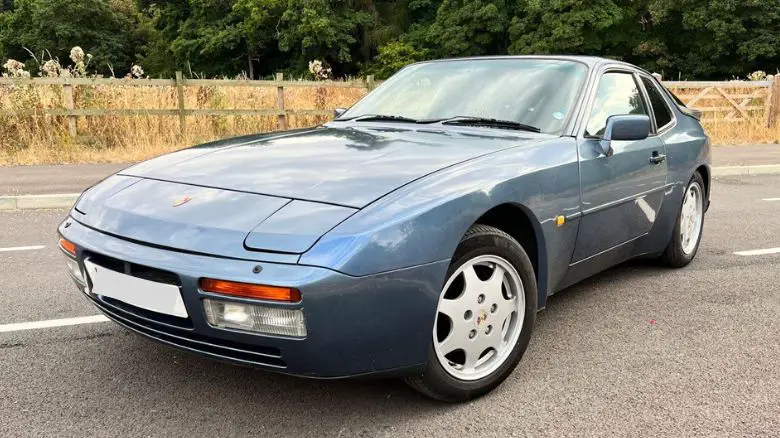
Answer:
(72, 175, 358, 259)
(73, 125, 547, 259)
(119, 124, 538, 208)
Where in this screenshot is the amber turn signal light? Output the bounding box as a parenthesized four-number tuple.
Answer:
(59, 237, 77, 257)
(199, 278, 301, 302)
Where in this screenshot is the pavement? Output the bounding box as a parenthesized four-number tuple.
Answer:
(714, 144, 780, 166)
(1, 174, 779, 436)
(0, 163, 128, 196)
(0, 145, 779, 200)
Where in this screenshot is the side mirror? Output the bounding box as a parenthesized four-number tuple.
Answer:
(333, 108, 347, 118)
(599, 114, 650, 157)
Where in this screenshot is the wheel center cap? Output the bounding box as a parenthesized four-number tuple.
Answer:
(476, 309, 488, 327)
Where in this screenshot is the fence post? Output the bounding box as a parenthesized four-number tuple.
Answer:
(175, 71, 186, 135)
(63, 81, 77, 138)
(276, 73, 287, 130)
(767, 75, 780, 128)
(366, 75, 375, 92)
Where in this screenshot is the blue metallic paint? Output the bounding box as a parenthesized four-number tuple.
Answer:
(59, 56, 711, 378)
(61, 217, 448, 376)
(244, 201, 357, 254)
(300, 136, 582, 307)
(119, 125, 530, 208)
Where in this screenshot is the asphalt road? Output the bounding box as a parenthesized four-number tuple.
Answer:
(1, 175, 779, 437)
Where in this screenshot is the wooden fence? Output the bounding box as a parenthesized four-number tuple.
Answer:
(0, 73, 376, 138)
(1, 72, 779, 139)
(664, 78, 779, 126)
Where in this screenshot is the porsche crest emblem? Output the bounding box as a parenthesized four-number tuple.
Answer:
(476, 310, 489, 327)
(172, 195, 193, 207)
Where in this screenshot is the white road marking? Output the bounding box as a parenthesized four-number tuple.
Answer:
(0, 315, 109, 333)
(734, 248, 780, 256)
(0, 245, 45, 253)
(762, 198, 780, 201)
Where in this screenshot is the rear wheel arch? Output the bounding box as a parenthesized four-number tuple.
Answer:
(696, 165, 710, 199)
(469, 203, 548, 307)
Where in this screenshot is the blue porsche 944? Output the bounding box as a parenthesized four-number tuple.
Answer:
(59, 56, 710, 402)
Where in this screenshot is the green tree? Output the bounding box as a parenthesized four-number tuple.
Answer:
(0, 0, 140, 75)
(234, 0, 284, 77)
(3, 0, 776, 80)
(364, 39, 428, 78)
(275, 0, 371, 73)
(642, 0, 780, 79)
(507, 0, 633, 57)
(135, 0, 249, 77)
(427, 0, 509, 57)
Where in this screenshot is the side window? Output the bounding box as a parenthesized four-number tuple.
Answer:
(641, 77, 673, 129)
(586, 72, 647, 137)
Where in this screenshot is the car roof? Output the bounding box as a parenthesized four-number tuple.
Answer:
(415, 55, 649, 74)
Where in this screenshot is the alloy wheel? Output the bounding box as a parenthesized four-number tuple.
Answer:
(433, 255, 525, 381)
(680, 182, 704, 255)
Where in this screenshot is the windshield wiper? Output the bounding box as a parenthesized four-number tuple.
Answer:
(439, 116, 541, 133)
(335, 114, 423, 123)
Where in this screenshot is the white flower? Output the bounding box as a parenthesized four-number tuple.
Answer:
(41, 59, 61, 77)
(308, 59, 332, 80)
(747, 70, 767, 81)
(131, 64, 144, 79)
(70, 46, 85, 64)
(2, 59, 29, 77)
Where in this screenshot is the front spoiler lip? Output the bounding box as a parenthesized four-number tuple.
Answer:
(85, 293, 285, 367)
(88, 293, 425, 380)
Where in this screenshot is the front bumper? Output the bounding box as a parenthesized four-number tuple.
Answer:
(59, 217, 449, 378)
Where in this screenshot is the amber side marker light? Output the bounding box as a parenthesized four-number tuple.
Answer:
(199, 278, 301, 302)
(59, 237, 77, 257)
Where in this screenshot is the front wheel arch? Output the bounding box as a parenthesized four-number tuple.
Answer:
(405, 224, 538, 402)
(470, 202, 548, 309)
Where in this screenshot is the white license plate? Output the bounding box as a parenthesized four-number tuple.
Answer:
(84, 259, 188, 318)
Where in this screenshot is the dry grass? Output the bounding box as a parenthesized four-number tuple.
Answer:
(701, 120, 780, 145)
(0, 82, 366, 165)
(1, 81, 777, 165)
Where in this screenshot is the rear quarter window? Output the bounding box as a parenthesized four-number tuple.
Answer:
(641, 77, 673, 129)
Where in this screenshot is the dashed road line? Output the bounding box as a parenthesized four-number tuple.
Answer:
(734, 247, 780, 256)
(0, 245, 46, 253)
(0, 315, 109, 333)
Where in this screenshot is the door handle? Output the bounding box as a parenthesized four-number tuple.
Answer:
(650, 152, 666, 165)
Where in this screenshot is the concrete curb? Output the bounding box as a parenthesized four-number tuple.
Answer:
(1, 164, 779, 211)
(711, 164, 780, 177)
(0, 193, 79, 211)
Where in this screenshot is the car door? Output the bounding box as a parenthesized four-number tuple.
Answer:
(572, 69, 668, 262)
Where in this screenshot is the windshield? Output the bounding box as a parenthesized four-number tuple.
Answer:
(340, 59, 588, 134)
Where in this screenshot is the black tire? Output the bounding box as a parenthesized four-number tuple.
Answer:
(404, 224, 537, 402)
(660, 171, 706, 268)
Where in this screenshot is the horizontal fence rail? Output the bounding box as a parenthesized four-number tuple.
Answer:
(1, 72, 778, 139)
(0, 77, 372, 88)
(0, 72, 376, 137)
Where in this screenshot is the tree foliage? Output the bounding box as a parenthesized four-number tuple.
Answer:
(1, 0, 778, 79)
(0, 0, 140, 75)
